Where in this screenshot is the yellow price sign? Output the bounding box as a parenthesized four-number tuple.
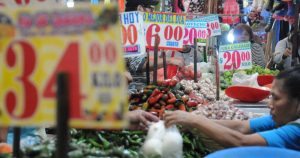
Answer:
(0, 5, 128, 129)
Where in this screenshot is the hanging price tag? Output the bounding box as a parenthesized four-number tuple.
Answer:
(195, 15, 221, 38)
(183, 19, 207, 45)
(0, 5, 128, 129)
(219, 42, 252, 71)
(143, 12, 186, 51)
(120, 11, 145, 57)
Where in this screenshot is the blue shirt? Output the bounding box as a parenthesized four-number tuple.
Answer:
(250, 115, 300, 150)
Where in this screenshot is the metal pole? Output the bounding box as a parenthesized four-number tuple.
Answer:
(194, 38, 198, 82)
(162, 51, 167, 80)
(215, 47, 220, 101)
(56, 73, 70, 158)
(13, 127, 21, 158)
(146, 49, 150, 85)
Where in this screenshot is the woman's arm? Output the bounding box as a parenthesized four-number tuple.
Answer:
(213, 120, 252, 134)
(165, 111, 267, 147)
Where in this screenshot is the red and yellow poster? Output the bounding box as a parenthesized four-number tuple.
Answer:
(0, 5, 128, 129)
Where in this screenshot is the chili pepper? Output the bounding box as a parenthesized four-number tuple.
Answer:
(148, 93, 163, 105)
(178, 104, 186, 111)
(186, 100, 198, 107)
(165, 104, 175, 110)
(150, 89, 161, 98)
(167, 97, 176, 104)
(168, 92, 175, 99)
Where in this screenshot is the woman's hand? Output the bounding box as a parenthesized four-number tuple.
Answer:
(164, 110, 197, 128)
(127, 110, 159, 130)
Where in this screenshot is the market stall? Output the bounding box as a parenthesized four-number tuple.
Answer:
(0, 0, 299, 158)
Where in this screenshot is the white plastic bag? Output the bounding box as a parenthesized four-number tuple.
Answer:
(142, 121, 183, 158)
(232, 72, 260, 87)
(162, 126, 183, 158)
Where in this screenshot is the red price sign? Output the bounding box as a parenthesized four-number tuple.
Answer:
(120, 11, 145, 57)
(0, 5, 128, 129)
(219, 42, 252, 71)
(143, 12, 186, 50)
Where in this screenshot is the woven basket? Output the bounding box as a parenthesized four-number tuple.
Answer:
(198, 132, 224, 152)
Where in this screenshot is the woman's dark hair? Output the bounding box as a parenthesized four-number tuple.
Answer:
(233, 23, 254, 42)
(276, 66, 300, 100)
(125, 0, 159, 12)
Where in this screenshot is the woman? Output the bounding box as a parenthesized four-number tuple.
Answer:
(233, 24, 266, 68)
(164, 66, 300, 150)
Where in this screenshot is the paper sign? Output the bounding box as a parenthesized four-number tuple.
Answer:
(143, 12, 186, 51)
(219, 42, 252, 71)
(0, 5, 128, 129)
(120, 11, 145, 57)
(183, 19, 207, 45)
(196, 15, 221, 38)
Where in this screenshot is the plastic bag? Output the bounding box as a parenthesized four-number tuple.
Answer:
(232, 72, 260, 87)
(162, 126, 183, 158)
(142, 121, 183, 158)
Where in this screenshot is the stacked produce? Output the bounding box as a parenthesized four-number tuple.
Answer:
(193, 101, 249, 120)
(221, 65, 280, 89)
(2, 129, 212, 158)
(129, 79, 207, 118)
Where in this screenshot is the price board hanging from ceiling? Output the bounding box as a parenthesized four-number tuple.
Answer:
(0, 5, 128, 129)
(218, 42, 252, 71)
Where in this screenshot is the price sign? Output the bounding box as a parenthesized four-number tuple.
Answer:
(219, 42, 252, 71)
(0, 0, 53, 6)
(120, 11, 145, 57)
(0, 5, 128, 129)
(196, 15, 221, 38)
(143, 12, 186, 51)
(183, 19, 207, 45)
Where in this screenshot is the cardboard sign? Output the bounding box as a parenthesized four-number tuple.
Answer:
(143, 12, 186, 51)
(219, 42, 252, 71)
(120, 11, 145, 57)
(0, 5, 128, 129)
(183, 19, 207, 45)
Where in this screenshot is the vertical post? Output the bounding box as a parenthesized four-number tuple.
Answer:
(146, 49, 150, 85)
(194, 38, 198, 82)
(13, 127, 21, 158)
(162, 51, 167, 80)
(56, 73, 69, 158)
(153, 35, 159, 85)
(215, 47, 220, 101)
(203, 46, 207, 62)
